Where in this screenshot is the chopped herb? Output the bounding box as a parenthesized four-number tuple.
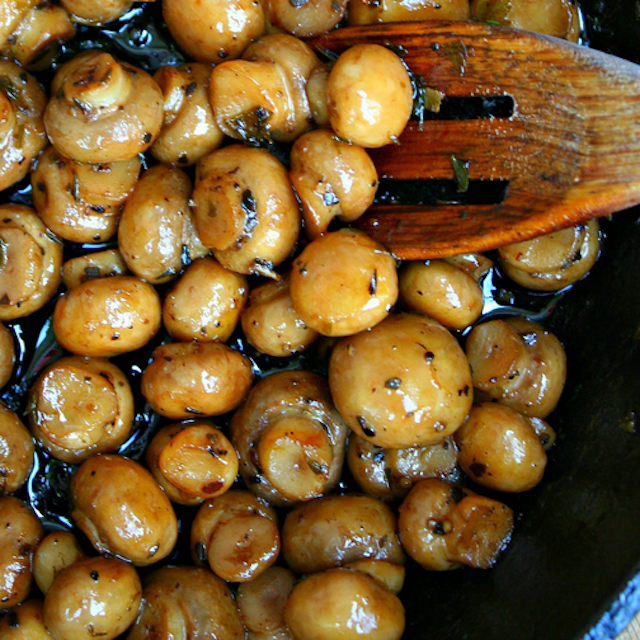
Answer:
(451, 155, 470, 193)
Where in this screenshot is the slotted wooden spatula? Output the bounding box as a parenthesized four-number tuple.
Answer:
(311, 21, 640, 259)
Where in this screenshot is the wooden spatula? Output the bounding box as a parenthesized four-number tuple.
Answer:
(311, 21, 640, 260)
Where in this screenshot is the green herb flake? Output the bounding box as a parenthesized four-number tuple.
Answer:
(451, 155, 470, 193)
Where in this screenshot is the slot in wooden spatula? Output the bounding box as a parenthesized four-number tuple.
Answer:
(311, 21, 640, 259)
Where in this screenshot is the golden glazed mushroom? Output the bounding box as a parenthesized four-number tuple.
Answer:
(281, 493, 405, 574)
(236, 566, 296, 637)
(326, 43, 413, 148)
(348, 0, 470, 25)
(289, 129, 378, 239)
(497, 220, 601, 291)
(32, 530, 86, 595)
(140, 340, 254, 420)
(163, 0, 266, 65)
(52, 275, 162, 358)
(0, 61, 47, 192)
(31, 145, 141, 244)
(398, 478, 514, 570)
(59, 0, 134, 25)
(264, 0, 348, 37)
(127, 566, 245, 640)
(26, 355, 135, 464)
(290, 228, 398, 337)
(398, 259, 485, 332)
(70, 454, 178, 566)
(145, 421, 239, 506)
(347, 433, 459, 502)
(0, 496, 44, 609)
(211, 33, 321, 144)
(44, 50, 164, 163)
(454, 403, 548, 493)
(240, 272, 320, 357)
(0, 204, 63, 321)
(192, 144, 301, 278)
(284, 568, 406, 640)
(191, 489, 281, 583)
(62, 248, 128, 289)
(1, 2, 75, 70)
(329, 312, 474, 449)
(162, 256, 248, 343)
(152, 62, 224, 166)
(0, 322, 14, 388)
(0, 402, 35, 494)
(465, 316, 567, 418)
(0, 599, 54, 639)
(471, 0, 580, 42)
(229, 369, 349, 507)
(43, 556, 142, 640)
(117, 164, 204, 285)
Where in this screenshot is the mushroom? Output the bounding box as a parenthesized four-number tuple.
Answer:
(191, 144, 301, 278)
(0, 60, 47, 192)
(229, 369, 349, 506)
(0, 403, 32, 495)
(329, 312, 474, 448)
(31, 144, 141, 244)
(0, 204, 62, 321)
(26, 355, 135, 464)
(151, 62, 224, 166)
(44, 50, 164, 163)
(210, 33, 321, 144)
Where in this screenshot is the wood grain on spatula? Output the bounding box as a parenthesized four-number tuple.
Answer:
(311, 21, 640, 259)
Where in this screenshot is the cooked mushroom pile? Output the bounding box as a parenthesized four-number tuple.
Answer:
(0, 1, 598, 639)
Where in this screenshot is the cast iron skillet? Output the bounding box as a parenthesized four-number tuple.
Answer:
(5, 2, 640, 639)
(398, 2, 640, 637)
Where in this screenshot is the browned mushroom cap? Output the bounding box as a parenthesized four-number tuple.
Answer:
(0, 60, 47, 192)
(192, 145, 301, 278)
(0, 323, 15, 390)
(329, 312, 473, 449)
(0, 0, 39, 46)
(152, 62, 224, 167)
(31, 145, 141, 244)
(284, 568, 406, 640)
(52, 275, 162, 358)
(191, 489, 280, 583)
(70, 454, 178, 566)
(33, 530, 86, 595)
(471, 0, 580, 42)
(127, 566, 245, 640)
(0, 204, 63, 322)
(0, 495, 45, 609)
(140, 341, 254, 420)
(0, 402, 34, 494)
(281, 494, 405, 574)
(163, 0, 265, 65)
(211, 33, 321, 144)
(289, 129, 378, 240)
(398, 478, 514, 570)
(347, 434, 459, 502)
(62, 248, 128, 290)
(26, 355, 135, 463)
(229, 369, 349, 507)
(44, 50, 164, 163)
(497, 220, 601, 291)
(118, 164, 194, 285)
(264, 0, 348, 37)
(2, 3, 75, 70)
(43, 556, 142, 640)
(60, 0, 134, 25)
(0, 598, 53, 638)
(348, 0, 469, 25)
(465, 316, 567, 418)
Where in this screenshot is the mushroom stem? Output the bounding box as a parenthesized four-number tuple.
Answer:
(63, 52, 132, 119)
